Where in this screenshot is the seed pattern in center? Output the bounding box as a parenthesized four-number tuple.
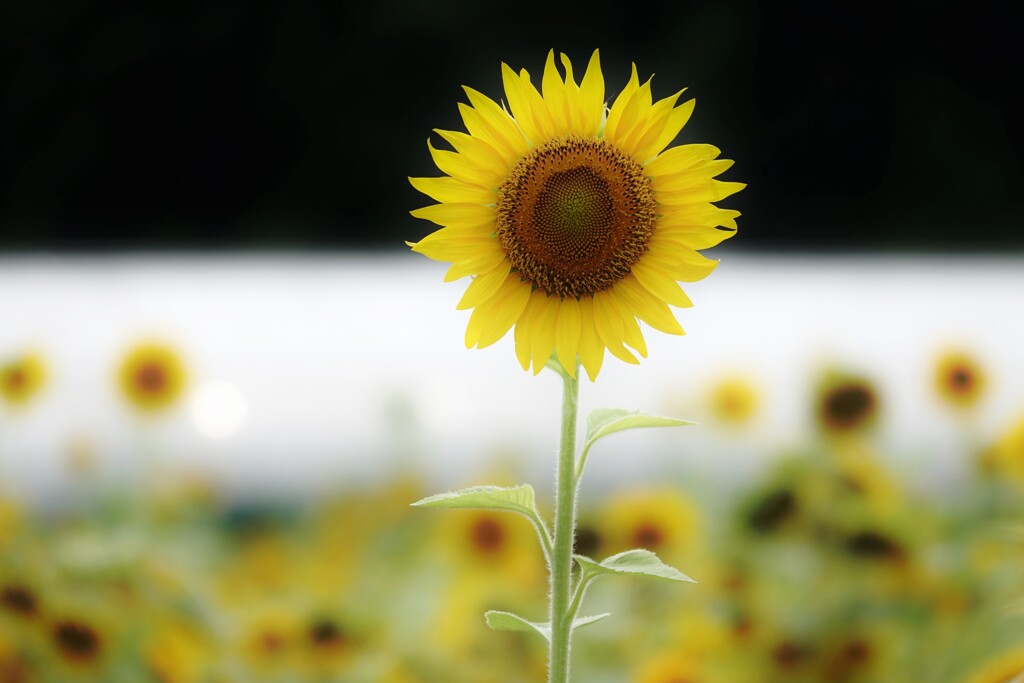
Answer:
(496, 136, 656, 299)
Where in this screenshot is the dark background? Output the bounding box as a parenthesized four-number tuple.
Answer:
(2, 1, 1021, 252)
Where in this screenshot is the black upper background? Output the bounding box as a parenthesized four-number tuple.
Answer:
(1, 0, 1021, 252)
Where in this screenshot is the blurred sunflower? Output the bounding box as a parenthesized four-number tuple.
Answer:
(633, 650, 703, 683)
(601, 486, 699, 566)
(48, 614, 106, 669)
(980, 413, 1024, 484)
(117, 341, 187, 413)
(933, 349, 986, 410)
(708, 374, 760, 427)
(235, 604, 302, 674)
(0, 581, 40, 621)
(815, 371, 879, 435)
(964, 649, 1024, 683)
(144, 619, 210, 683)
(438, 508, 544, 586)
(409, 50, 743, 380)
(0, 352, 47, 409)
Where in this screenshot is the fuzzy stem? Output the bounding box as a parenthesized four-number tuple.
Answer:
(548, 362, 580, 683)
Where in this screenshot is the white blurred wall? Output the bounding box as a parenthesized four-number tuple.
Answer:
(1, 252, 1022, 503)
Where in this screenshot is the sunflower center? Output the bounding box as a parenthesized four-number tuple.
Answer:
(470, 516, 505, 554)
(136, 363, 167, 393)
(632, 522, 665, 549)
(54, 621, 100, 660)
(496, 136, 656, 299)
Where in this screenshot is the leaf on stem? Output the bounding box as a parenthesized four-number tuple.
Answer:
(484, 610, 611, 642)
(584, 408, 693, 448)
(411, 484, 538, 519)
(575, 549, 695, 583)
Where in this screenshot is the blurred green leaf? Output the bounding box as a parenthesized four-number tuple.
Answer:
(411, 484, 538, 519)
(575, 549, 695, 583)
(484, 610, 611, 642)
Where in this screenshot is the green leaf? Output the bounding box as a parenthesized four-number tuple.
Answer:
(484, 610, 611, 642)
(578, 409, 694, 476)
(484, 611, 551, 640)
(575, 549, 695, 583)
(411, 485, 537, 518)
(585, 408, 693, 448)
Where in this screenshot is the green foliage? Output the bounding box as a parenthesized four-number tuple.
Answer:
(575, 549, 694, 583)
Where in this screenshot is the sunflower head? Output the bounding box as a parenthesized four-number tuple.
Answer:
(409, 50, 743, 380)
(117, 341, 187, 413)
(0, 352, 47, 408)
(708, 374, 760, 427)
(815, 372, 880, 435)
(934, 348, 986, 410)
(50, 617, 103, 665)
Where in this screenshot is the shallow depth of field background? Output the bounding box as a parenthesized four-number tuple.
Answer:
(2, 2, 1023, 683)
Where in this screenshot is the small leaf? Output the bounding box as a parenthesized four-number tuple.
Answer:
(575, 549, 695, 583)
(484, 611, 612, 642)
(411, 485, 537, 518)
(485, 610, 551, 640)
(585, 408, 693, 448)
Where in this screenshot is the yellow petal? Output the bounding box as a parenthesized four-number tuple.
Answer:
(428, 138, 499, 187)
(514, 288, 549, 371)
(645, 144, 721, 177)
(614, 276, 684, 335)
(652, 159, 736, 194)
(605, 75, 653, 155)
(501, 62, 543, 145)
(456, 260, 512, 310)
(457, 103, 522, 168)
(604, 63, 639, 142)
(626, 89, 685, 161)
(641, 247, 719, 283)
(462, 86, 530, 158)
(433, 129, 508, 183)
(558, 52, 583, 133)
(409, 202, 496, 228)
(578, 50, 605, 137)
(605, 289, 649, 357)
(409, 176, 493, 204)
(519, 67, 556, 141)
(410, 235, 495, 263)
(530, 294, 560, 374)
(444, 250, 507, 281)
(465, 273, 531, 348)
(635, 98, 695, 162)
(652, 225, 737, 250)
(542, 49, 571, 136)
(577, 297, 605, 381)
(554, 298, 581, 378)
(631, 261, 694, 308)
(594, 290, 641, 364)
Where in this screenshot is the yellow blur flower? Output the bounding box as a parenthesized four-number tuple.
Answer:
(437, 508, 545, 586)
(409, 50, 743, 380)
(934, 349, 986, 410)
(634, 650, 703, 683)
(0, 352, 47, 408)
(144, 619, 210, 683)
(117, 341, 187, 413)
(964, 649, 1024, 683)
(601, 486, 699, 566)
(981, 413, 1024, 484)
(708, 375, 760, 426)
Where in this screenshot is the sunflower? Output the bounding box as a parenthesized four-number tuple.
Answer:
(117, 341, 187, 413)
(708, 374, 759, 427)
(409, 50, 743, 380)
(814, 371, 879, 435)
(601, 486, 699, 566)
(981, 413, 1024, 484)
(0, 352, 46, 408)
(934, 349, 986, 410)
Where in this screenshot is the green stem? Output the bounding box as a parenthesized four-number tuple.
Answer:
(549, 361, 580, 683)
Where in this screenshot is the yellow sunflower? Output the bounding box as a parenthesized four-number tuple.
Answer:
(117, 341, 187, 413)
(708, 374, 760, 427)
(814, 371, 879, 435)
(409, 50, 743, 380)
(0, 352, 47, 408)
(934, 348, 986, 410)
